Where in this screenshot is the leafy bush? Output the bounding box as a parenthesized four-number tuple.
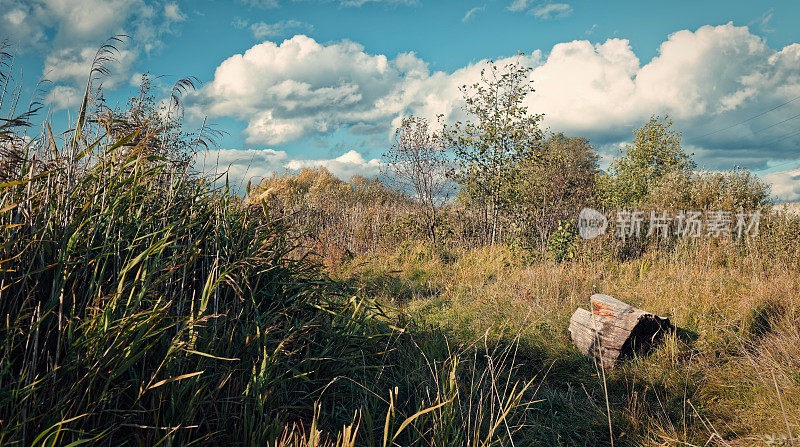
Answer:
(547, 220, 579, 262)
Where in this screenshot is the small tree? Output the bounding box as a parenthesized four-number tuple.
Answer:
(512, 133, 599, 247)
(598, 115, 695, 208)
(443, 59, 544, 245)
(382, 116, 453, 243)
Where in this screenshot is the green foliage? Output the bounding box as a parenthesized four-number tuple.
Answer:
(510, 132, 599, 247)
(598, 115, 695, 208)
(546, 219, 578, 262)
(443, 59, 544, 244)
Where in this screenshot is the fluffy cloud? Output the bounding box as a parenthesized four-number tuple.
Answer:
(523, 24, 800, 166)
(1, 0, 185, 108)
(1, 0, 131, 48)
(190, 35, 433, 145)
(193, 148, 380, 186)
(0, 0, 183, 53)
(764, 166, 800, 202)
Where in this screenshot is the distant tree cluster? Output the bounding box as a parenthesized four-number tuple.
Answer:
(381, 60, 771, 253)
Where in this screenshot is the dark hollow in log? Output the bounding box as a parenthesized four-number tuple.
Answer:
(568, 294, 673, 368)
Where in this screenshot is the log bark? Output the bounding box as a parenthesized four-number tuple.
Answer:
(568, 294, 673, 368)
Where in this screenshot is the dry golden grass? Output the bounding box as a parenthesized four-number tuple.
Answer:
(332, 240, 800, 446)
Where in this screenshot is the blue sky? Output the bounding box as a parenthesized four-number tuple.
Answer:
(2, 0, 800, 200)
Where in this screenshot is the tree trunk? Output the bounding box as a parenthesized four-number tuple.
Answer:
(490, 199, 498, 246)
(568, 294, 672, 368)
(429, 205, 437, 244)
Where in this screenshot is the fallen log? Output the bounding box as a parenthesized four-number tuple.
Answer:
(568, 294, 673, 368)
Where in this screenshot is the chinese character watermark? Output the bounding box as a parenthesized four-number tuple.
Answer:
(648, 211, 671, 238)
(578, 208, 761, 240)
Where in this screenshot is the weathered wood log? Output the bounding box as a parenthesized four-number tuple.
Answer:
(568, 294, 673, 368)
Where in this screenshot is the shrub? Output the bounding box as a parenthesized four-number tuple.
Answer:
(547, 220, 579, 262)
(646, 168, 770, 212)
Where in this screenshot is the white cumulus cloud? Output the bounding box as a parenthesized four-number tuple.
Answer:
(522, 23, 800, 166)
(0, 0, 185, 109)
(764, 166, 800, 202)
(189, 35, 432, 145)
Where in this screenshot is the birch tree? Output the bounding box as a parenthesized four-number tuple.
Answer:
(442, 59, 544, 245)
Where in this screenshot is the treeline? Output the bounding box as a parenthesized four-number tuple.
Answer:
(254, 60, 798, 265)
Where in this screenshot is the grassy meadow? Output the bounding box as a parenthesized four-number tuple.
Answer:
(329, 239, 800, 446)
(1, 46, 799, 446)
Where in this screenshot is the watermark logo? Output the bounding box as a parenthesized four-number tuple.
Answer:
(578, 208, 761, 240)
(578, 207, 608, 240)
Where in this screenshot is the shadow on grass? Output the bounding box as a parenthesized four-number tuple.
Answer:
(676, 326, 700, 343)
(341, 268, 440, 305)
(324, 269, 715, 446)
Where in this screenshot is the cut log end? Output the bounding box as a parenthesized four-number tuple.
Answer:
(569, 294, 673, 368)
